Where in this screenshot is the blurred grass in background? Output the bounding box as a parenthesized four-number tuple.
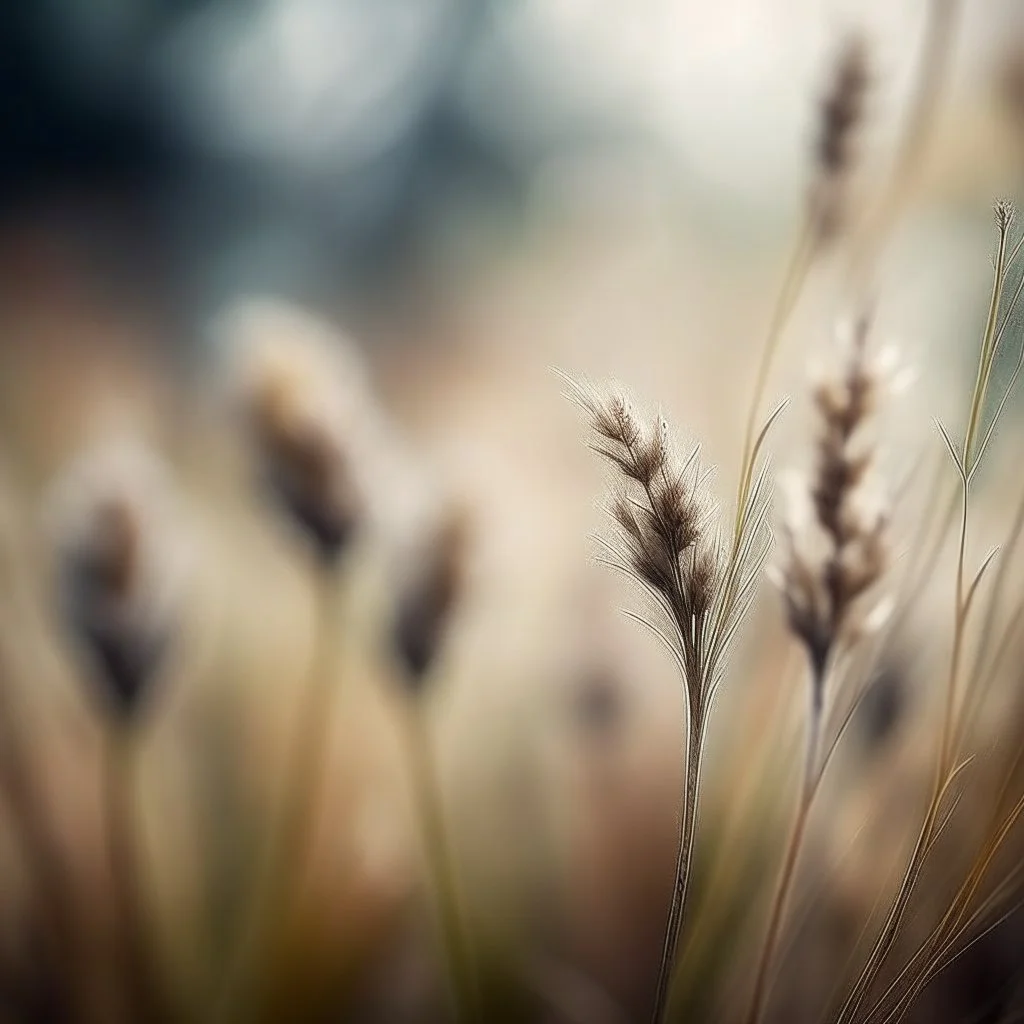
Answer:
(2, 2, 1024, 1023)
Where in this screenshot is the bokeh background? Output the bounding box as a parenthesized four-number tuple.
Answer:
(2, 2, 1024, 1022)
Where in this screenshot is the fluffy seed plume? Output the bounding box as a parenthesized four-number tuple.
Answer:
(48, 439, 189, 720)
(219, 297, 366, 564)
(810, 34, 870, 244)
(391, 502, 472, 694)
(776, 314, 891, 684)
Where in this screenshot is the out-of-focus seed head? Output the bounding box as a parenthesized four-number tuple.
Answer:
(776, 315, 893, 680)
(810, 34, 870, 244)
(219, 296, 366, 565)
(391, 502, 472, 695)
(47, 439, 189, 721)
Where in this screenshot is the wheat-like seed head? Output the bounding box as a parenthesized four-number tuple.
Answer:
(776, 314, 892, 679)
(562, 375, 730, 713)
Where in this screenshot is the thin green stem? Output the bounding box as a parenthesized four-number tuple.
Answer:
(103, 725, 170, 1024)
(401, 704, 478, 1023)
(212, 565, 342, 1024)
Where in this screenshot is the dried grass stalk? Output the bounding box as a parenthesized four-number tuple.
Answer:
(562, 374, 772, 1024)
(837, 202, 1023, 1024)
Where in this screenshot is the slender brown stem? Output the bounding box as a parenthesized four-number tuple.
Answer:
(212, 565, 341, 1023)
(963, 215, 1010, 475)
(735, 221, 816, 546)
(401, 704, 478, 1023)
(834, 528, 960, 1022)
(848, 0, 962, 291)
(103, 725, 169, 1024)
(742, 667, 824, 1024)
(650, 707, 704, 1024)
(867, 779, 1024, 1024)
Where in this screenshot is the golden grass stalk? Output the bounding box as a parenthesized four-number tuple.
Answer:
(835, 203, 1020, 1024)
(399, 702, 479, 1022)
(212, 566, 343, 1024)
(842, 209, 1024, 1024)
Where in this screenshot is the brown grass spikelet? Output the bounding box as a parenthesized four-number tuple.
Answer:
(218, 296, 367, 564)
(810, 34, 871, 245)
(567, 380, 719, 695)
(816, 35, 870, 176)
(994, 197, 1016, 235)
(776, 312, 891, 687)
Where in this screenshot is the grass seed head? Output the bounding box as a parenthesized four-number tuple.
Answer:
(392, 501, 472, 694)
(48, 439, 188, 721)
(777, 314, 892, 680)
(220, 296, 367, 565)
